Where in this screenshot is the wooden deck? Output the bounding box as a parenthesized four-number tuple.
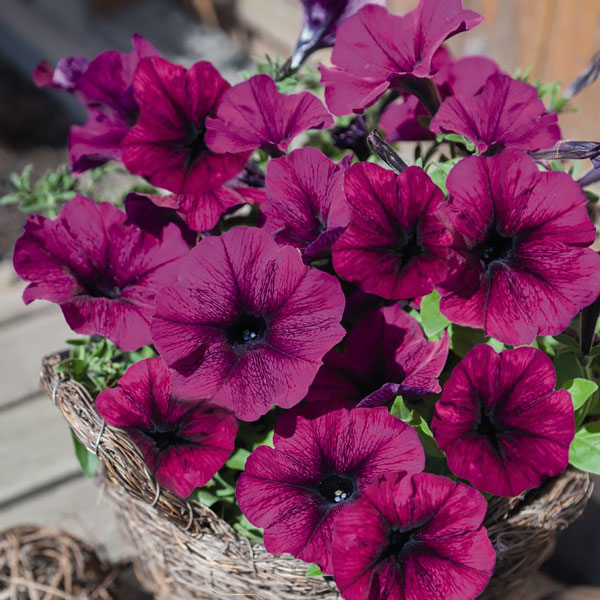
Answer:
(0, 261, 130, 563)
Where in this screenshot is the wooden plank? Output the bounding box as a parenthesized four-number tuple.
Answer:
(0, 308, 73, 406)
(0, 477, 131, 561)
(0, 394, 80, 504)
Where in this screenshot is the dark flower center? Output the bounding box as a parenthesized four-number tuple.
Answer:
(380, 526, 419, 562)
(185, 123, 208, 164)
(81, 276, 121, 299)
(147, 428, 188, 452)
(476, 407, 503, 450)
(393, 229, 423, 272)
(476, 227, 515, 268)
(226, 313, 268, 347)
(317, 474, 355, 505)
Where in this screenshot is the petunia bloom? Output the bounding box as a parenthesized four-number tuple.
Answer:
(151, 226, 346, 421)
(319, 0, 483, 116)
(432, 345, 575, 497)
(289, 0, 385, 72)
(13, 195, 188, 351)
(332, 162, 451, 300)
(430, 72, 561, 153)
(123, 193, 196, 245)
(96, 357, 237, 498)
(438, 150, 600, 345)
(307, 305, 448, 408)
(205, 74, 333, 157)
(130, 188, 247, 234)
(262, 148, 351, 262)
(34, 36, 159, 172)
(236, 405, 425, 573)
(122, 57, 250, 194)
(332, 471, 495, 600)
(381, 54, 499, 143)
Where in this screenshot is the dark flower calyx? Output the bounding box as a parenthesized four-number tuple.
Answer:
(226, 313, 268, 346)
(317, 473, 355, 505)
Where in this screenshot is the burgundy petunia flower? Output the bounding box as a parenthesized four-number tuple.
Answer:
(438, 150, 600, 345)
(96, 357, 237, 498)
(13, 195, 188, 351)
(123, 193, 196, 245)
(319, 0, 483, 116)
(236, 405, 425, 572)
(430, 72, 561, 153)
(122, 57, 250, 194)
(262, 148, 351, 262)
(44, 35, 160, 172)
(307, 305, 448, 408)
(132, 188, 247, 233)
(332, 162, 451, 300)
(205, 74, 333, 157)
(332, 471, 495, 600)
(432, 345, 575, 497)
(151, 226, 346, 421)
(381, 54, 499, 143)
(289, 0, 385, 72)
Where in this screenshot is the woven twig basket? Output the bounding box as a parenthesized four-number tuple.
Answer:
(41, 352, 593, 600)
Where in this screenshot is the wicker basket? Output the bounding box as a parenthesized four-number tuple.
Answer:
(41, 352, 593, 600)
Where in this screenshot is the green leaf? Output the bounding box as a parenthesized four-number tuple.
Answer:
(233, 514, 264, 541)
(552, 351, 585, 388)
(420, 290, 450, 338)
(71, 430, 99, 478)
(191, 488, 220, 508)
(305, 564, 324, 577)
(226, 448, 251, 471)
(569, 422, 600, 475)
(561, 378, 598, 411)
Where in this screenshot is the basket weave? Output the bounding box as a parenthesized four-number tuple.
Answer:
(41, 352, 593, 600)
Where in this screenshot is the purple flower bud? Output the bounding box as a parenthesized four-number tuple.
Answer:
(581, 293, 600, 356)
(331, 115, 370, 160)
(530, 141, 600, 161)
(563, 51, 600, 100)
(288, 0, 385, 72)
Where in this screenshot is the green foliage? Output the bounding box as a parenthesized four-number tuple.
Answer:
(305, 564, 324, 577)
(448, 325, 503, 359)
(419, 291, 450, 338)
(513, 67, 572, 113)
(0, 164, 77, 217)
(425, 158, 461, 194)
(391, 397, 448, 475)
(552, 351, 584, 388)
(57, 336, 156, 396)
(71, 430, 99, 477)
(243, 54, 320, 93)
(569, 422, 600, 475)
(562, 378, 598, 411)
(434, 133, 476, 154)
(0, 162, 135, 217)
